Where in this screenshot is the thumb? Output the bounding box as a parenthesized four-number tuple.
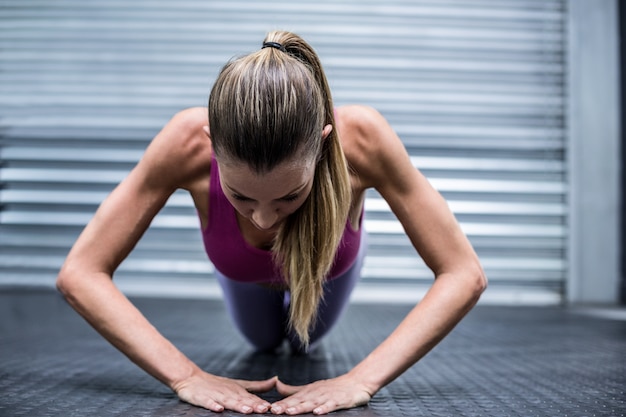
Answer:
(275, 378, 301, 396)
(238, 376, 277, 393)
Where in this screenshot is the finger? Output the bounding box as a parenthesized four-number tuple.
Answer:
(186, 394, 225, 413)
(237, 376, 277, 393)
(242, 393, 272, 414)
(273, 398, 320, 416)
(311, 399, 344, 415)
(220, 392, 270, 414)
(205, 400, 225, 413)
(271, 394, 311, 415)
(272, 387, 370, 415)
(281, 397, 349, 416)
(275, 378, 301, 396)
(312, 391, 371, 415)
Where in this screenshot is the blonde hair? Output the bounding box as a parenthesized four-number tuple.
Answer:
(208, 31, 351, 347)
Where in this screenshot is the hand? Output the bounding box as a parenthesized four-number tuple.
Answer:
(172, 369, 276, 414)
(271, 374, 373, 415)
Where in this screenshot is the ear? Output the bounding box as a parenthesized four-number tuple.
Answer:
(322, 124, 333, 140)
(202, 125, 211, 138)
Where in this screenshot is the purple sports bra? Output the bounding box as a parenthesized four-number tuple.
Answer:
(201, 155, 363, 284)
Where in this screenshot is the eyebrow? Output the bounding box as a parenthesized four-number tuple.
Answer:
(225, 182, 308, 201)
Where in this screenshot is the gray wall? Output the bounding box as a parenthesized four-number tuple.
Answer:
(567, 0, 621, 304)
(0, 0, 621, 305)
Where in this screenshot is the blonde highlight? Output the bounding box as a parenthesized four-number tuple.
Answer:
(208, 30, 351, 347)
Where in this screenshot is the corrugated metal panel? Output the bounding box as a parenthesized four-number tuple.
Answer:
(0, 0, 566, 301)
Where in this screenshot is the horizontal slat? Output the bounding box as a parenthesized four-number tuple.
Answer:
(1, 168, 565, 194)
(0, 117, 167, 130)
(1, 190, 565, 217)
(367, 199, 565, 216)
(431, 178, 564, 193)
(1, 168, 128, 183)
(0, 0, 564, 15)
(365, 220, 565, 238)
(0, 229, 562, 260)
(0, 212, 199, 228)
(0, 93, 564, 118)
(2, 148, 565, 174)
(0, 190, 187, 206)
(0, 211, 565, 240)
(1, 147, 143, 163)
(0, 254, 564, 282)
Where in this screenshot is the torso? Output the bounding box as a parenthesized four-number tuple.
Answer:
(201, 151, 363, 284)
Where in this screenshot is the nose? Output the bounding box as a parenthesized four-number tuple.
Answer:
(251, 208, 279, 230)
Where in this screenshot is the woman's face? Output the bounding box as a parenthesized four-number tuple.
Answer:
(218, 156, 316, 232)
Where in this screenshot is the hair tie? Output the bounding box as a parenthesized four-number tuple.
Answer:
(262, 41, 286, 52)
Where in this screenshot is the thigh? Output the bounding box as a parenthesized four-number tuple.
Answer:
(216, 271, 288, 352)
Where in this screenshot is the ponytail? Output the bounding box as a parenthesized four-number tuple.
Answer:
(208, 30, 351, 347)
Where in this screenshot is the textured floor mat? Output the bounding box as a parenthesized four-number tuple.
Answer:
(1, 288, 624, 416)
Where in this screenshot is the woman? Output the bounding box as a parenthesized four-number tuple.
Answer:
(57, 30, 487, 415)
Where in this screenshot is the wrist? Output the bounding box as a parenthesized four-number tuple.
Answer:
(347, 361, 385, 397)
(168, 360, 202, 393)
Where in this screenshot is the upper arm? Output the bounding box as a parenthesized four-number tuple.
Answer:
(340, 105, 482, 278)
(60, 108, 211, 278)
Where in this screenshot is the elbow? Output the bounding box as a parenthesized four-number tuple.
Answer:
(470, 264, 488, 302)
(449, 259, 487, 306)
(56, 263, 84, 304)
(437, 261, 487, 306)
(57, 260, 113, 305)
(56, 264, 74, 299)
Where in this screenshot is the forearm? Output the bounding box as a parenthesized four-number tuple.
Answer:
(58, 269, 199, 389)
(348, 271, 485, 395)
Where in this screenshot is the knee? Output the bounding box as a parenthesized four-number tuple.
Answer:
(241, 330, 285, 353)
(230, 313, 286, 352)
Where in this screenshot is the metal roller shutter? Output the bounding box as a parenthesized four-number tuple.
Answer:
(0, 0, 566, 303)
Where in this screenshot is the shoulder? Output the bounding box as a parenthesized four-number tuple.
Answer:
(138, 107, 212, 191)
(157, 107, 211, 156)
(335, 105, 411, 190)
(335, 105, 387, 147)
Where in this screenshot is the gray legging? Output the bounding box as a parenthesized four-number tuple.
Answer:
(215, 237, 366, 353)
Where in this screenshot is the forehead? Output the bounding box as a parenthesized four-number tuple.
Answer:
(217, 157, 315, 197)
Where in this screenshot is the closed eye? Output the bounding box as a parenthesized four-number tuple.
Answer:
(232, 194, 252, 202)
(281, 194, 299, 202)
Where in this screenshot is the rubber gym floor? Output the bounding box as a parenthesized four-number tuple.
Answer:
(1, 287, 624, 416)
